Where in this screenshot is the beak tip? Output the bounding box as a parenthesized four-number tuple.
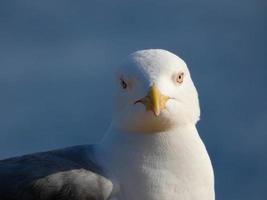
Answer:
(153, 110, 161, 117)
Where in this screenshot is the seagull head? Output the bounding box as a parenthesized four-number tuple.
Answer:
(112, 49, 200, 133)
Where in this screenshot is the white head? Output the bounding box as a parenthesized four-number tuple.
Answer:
(112, 49, 200, 133)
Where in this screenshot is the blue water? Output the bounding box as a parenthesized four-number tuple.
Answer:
(0, 0, 266, 199)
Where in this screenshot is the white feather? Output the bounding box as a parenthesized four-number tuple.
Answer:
(95, 49, 215, 200)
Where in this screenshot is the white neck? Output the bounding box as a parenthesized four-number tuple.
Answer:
(96, 124, 215, 200)
(100, 124, 199, 160)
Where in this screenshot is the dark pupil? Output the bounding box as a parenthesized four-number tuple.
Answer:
(121, 80, 127, 89)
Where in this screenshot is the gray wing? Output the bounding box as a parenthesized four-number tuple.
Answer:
(0, 145, 113, 200)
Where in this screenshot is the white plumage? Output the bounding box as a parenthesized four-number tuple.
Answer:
(96, 49, 214, 200)
(0, 49, 214, 200)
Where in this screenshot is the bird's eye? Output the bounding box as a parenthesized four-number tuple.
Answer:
(176, 72, 184, 84)
(120, 78, 128, 89)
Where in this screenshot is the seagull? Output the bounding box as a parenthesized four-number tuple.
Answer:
(0, 49, 215, 200)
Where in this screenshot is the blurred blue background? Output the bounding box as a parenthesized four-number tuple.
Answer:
(0, 0, 266, 199)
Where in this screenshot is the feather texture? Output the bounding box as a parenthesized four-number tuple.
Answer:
(0, 145, 113, 200)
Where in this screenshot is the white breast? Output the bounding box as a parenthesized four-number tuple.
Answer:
(96, 125, 215, 200)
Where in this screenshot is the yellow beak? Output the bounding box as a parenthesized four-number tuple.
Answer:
(135, 84, 170, 116)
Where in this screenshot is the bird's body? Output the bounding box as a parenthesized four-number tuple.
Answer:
(96, 125, 214, 200)
(0, 49, 215, 200)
